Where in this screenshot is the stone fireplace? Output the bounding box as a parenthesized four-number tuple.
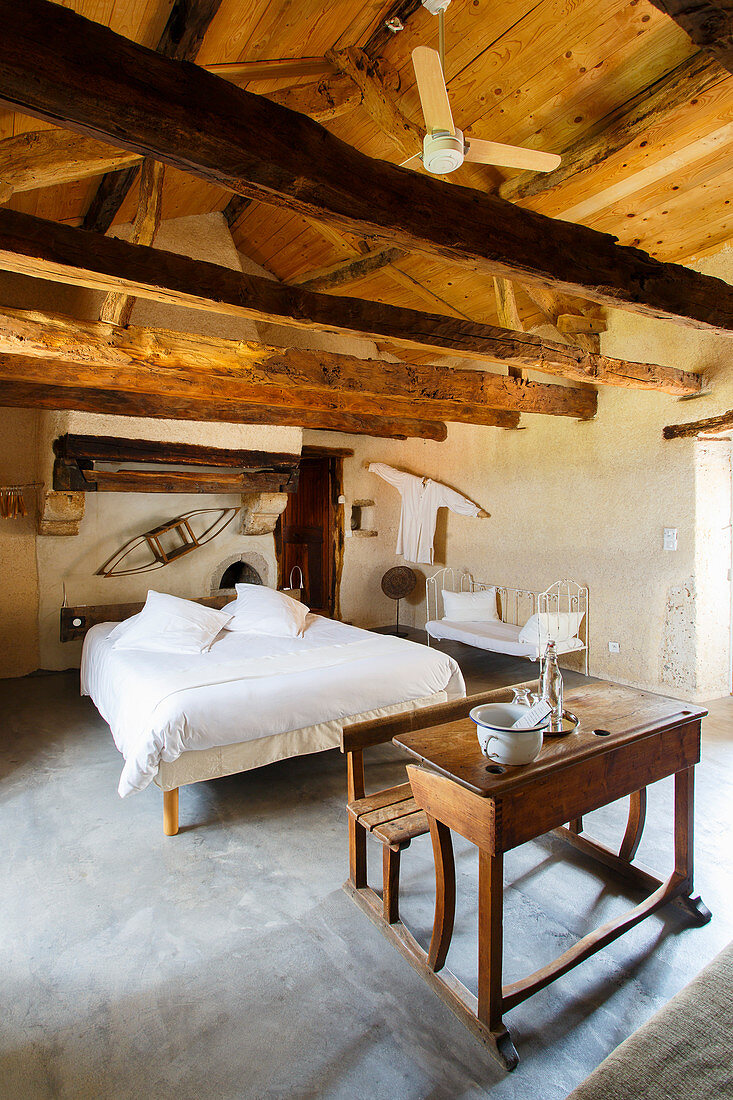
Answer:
(210, 552, 270, 595)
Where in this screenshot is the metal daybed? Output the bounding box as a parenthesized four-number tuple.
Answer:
(425, 568, 589, 675)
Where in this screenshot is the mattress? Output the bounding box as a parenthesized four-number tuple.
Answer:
(425, 618, 585, 659)
(82, 614, 465, 797)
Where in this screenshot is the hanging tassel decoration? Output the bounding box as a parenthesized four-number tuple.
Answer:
(0, 486, 29, 518)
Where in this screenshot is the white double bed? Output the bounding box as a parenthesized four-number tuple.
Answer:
(81, 607, 464, 832)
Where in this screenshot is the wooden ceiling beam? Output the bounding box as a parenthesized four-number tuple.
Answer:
(664, 408, 733, 438)
(1, 0, 730, 334)
(645, 0, 733, 74)
(265, 73, 363, 122)
(0, 306, 594, 420)
(0, 369, 449, 441)
(0, 130, 140, 204)
(98, 159, 165, 328)
(292, 246, 408, 291)
(0, 70, 361, 206)
(0, 209, 700, 396)
(81, 0, 224, 234)
(500, 52, 727, 204)
(493, 278, 524, 379)
(207, 58, 337, 82)
(326, 47, 423, 158)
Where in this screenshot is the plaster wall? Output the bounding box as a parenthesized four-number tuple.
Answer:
(0, 408, 40, 677)
(0, 271, 85, 679)
(304, 251, 733, 701)
(35, 214, 303, 671)
(1, 206, 730, 698)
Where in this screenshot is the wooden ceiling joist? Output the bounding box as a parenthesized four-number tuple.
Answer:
(0, 306, 592, 421)
(98, 159, 165, 328)
(81, 0, 224, 235)
(500, 51, 727, 205)
(326, 47, 423, 159)
(0, 370, 449, 442)
(0, 210, 700, 396)
(292, 246, 408, 292)
(0, 131, 141, 205)
(1, 0, 731, 335)
(206, 58, 337, 82)
(646, 0, 733, 74)
(264, 74, 363, 122)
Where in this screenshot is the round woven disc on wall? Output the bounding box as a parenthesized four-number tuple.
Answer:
(381, 566, 417, 601)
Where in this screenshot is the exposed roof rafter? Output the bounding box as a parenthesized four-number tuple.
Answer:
(0, 0, 729, 334)
(0, 207, 701, 395)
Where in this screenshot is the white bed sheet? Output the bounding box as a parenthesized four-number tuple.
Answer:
(82, 614, 465, 797)
(425, 618, 585, 659)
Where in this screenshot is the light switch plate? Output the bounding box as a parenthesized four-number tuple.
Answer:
(663, 527, 678, 551)
(608, 641, 620, 654)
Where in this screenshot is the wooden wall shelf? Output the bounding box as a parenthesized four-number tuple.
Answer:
(52, 434, 300, 495)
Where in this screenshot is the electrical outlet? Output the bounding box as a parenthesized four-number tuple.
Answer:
(608, 641, 620, 654)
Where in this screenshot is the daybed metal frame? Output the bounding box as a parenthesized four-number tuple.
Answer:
(425, 568, 589, 675)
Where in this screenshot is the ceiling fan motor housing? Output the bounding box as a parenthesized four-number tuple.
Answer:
(423, 128, 464, 174)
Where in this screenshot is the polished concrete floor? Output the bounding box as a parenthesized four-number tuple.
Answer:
(1, 640, 732, 1100)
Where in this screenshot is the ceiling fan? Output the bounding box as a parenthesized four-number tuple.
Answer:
(402, 0, 562, 177)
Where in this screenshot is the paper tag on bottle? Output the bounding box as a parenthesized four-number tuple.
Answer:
(512, 699, 552, 729)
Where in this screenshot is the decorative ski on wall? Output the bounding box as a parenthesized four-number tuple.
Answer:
(97, 508, 239, 577)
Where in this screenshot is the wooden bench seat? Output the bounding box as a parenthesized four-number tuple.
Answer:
(341, 686, 534, 931)
(347, 781, 430, 922)
(348, 782, 430, 851)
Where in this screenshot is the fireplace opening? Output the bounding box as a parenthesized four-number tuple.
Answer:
(219, 561, 263, 590)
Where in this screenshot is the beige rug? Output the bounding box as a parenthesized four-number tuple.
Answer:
(567, 940, 733, 1099)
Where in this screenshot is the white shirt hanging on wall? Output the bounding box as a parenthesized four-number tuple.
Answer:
(368, 462, 483, 565)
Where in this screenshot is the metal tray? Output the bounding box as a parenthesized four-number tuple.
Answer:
(544, 709, 580, 737)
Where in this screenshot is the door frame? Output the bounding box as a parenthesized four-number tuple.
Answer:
(276, 448, 346, 620)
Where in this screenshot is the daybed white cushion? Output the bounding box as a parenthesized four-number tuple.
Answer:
(224, 583, 309, 637)
(109, 591, 232, 654)
(442, 588, 499, 622)
(426, 618, 585, 658)
(428, 618, 534, 656)
(518, 610, 585, 647)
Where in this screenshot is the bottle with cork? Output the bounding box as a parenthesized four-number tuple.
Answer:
(539, 640, 564, 733)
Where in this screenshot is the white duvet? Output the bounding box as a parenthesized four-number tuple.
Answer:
(81, 615, 465, 797)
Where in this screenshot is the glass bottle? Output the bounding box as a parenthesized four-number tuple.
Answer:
(540, 640, 564, 732)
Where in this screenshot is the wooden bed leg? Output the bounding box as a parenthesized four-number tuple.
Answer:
(163, 788, 179, 836)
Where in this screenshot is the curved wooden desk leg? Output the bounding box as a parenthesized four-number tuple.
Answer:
(619, 788, 647, 862)
(427, 816, 456, 973)
(163, 788, 179, 836)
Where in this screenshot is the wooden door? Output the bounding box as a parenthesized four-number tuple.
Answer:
(279, 456, 335, 616)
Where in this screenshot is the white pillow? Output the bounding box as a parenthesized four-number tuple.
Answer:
(224, 584, 310, 638)
(110, 591, 232, 654)
(518, 611, 585, 647)
(442, 588, 499, 622)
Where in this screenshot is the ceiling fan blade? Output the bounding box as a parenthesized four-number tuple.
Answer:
(412, 46, 455, 135)
(464, 137, 561, 173)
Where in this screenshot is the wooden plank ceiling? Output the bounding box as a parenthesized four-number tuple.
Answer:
(0, 0, 730, 338)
